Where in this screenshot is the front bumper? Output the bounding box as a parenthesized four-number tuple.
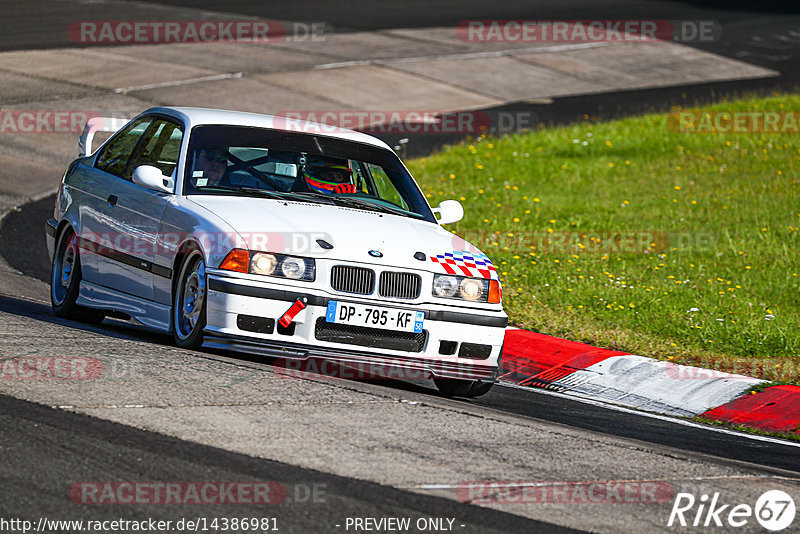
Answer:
(45, 218, 58, 261)
(204, 272, 507, 382)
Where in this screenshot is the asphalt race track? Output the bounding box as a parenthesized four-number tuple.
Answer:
(2, 1, 800, 533)
(0, 392, 576, 533)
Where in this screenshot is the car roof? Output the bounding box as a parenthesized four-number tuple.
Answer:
(146, 106, 395, 152)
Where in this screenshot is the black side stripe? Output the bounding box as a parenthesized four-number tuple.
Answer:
(77, 237, 172, 279)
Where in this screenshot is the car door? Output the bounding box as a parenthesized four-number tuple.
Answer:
(90, 117, 184, 301)
(78, 116, 153, 285)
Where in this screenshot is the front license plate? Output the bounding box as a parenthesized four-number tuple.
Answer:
(325, 301, 424, 333)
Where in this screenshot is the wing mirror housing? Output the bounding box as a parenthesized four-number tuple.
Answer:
(132, 165, 173, 194)
(78, 116, 129, 157)
(433, 199, 464, 225)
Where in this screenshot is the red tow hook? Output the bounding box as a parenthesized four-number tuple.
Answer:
(279, 298, 308, 328)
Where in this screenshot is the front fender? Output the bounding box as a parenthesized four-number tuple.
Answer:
(153, 196, 248, 305)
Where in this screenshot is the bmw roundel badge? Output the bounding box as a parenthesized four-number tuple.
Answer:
(368, 250, 383, 258)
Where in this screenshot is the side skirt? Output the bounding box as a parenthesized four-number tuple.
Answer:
(77, 281, 172, 332)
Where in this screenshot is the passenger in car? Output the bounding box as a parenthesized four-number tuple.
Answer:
(194, 148, 228, 187)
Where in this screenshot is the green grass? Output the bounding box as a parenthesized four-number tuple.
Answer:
(408, 94, 800, 382)
(692, 416, 800, 443)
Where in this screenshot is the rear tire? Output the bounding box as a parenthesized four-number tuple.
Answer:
(50, 226, 104, 324)
(435, 378, 494, 398)
(173, 249, 206, 349)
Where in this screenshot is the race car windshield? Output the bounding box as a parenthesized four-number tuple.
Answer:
(184, 125, 436, 223)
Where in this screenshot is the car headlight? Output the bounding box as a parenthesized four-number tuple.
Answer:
(220, 249, 315, 281)
(460, 277, 484, 301)
(432, 274, 501, 304)
(432, 275, 459, 297)
(251, 252, 277, 275)
(281, 257, 306, 279)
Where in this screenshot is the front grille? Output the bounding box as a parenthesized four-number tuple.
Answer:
(330, 265, 375, 294)
(379, 271, 421, 299)
(314, 318, 426, 352)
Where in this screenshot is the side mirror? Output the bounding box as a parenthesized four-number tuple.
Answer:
(78, 116, 129, 157)
(433, 199, 464, 225)
(132, 165, 173, 194)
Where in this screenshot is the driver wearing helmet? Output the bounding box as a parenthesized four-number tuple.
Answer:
(303, 160, 357, 194)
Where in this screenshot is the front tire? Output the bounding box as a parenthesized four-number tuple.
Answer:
(434, 378, 494, 398)
(50, 226, 104, 323)
(173, 249, 206, 349)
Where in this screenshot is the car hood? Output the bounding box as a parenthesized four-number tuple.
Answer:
(189, 196, 494, 275)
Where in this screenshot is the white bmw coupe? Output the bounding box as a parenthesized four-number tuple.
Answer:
(46, 107, 507, 397)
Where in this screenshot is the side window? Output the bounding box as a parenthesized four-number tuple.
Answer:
(366, 163, 409, 209)
(95, 118, 152, 178)
(126, 119, 184, 180)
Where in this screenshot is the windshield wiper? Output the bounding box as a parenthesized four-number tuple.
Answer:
(290, 191, 422, 217)
(197, 185, 286, 200)
(287, 191, 339, 205)
(242, 188, 343, 206)
(234, 187, 291, 200)
(197, 186, 335, 206)
(292, 192, 389, 213)
(330, 196, 423, 218)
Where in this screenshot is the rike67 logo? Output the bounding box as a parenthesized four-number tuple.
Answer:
(668, 490, 795, 531)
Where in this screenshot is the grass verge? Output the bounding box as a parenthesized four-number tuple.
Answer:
(408, 93, 800, 382)
(692, 416, 800, 443)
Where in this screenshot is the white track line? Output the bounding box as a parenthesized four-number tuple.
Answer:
(314, 42, 608, 69)
(113, 72, 244, 94)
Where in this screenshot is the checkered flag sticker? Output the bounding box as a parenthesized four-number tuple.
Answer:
(430, 250, 498, 280)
